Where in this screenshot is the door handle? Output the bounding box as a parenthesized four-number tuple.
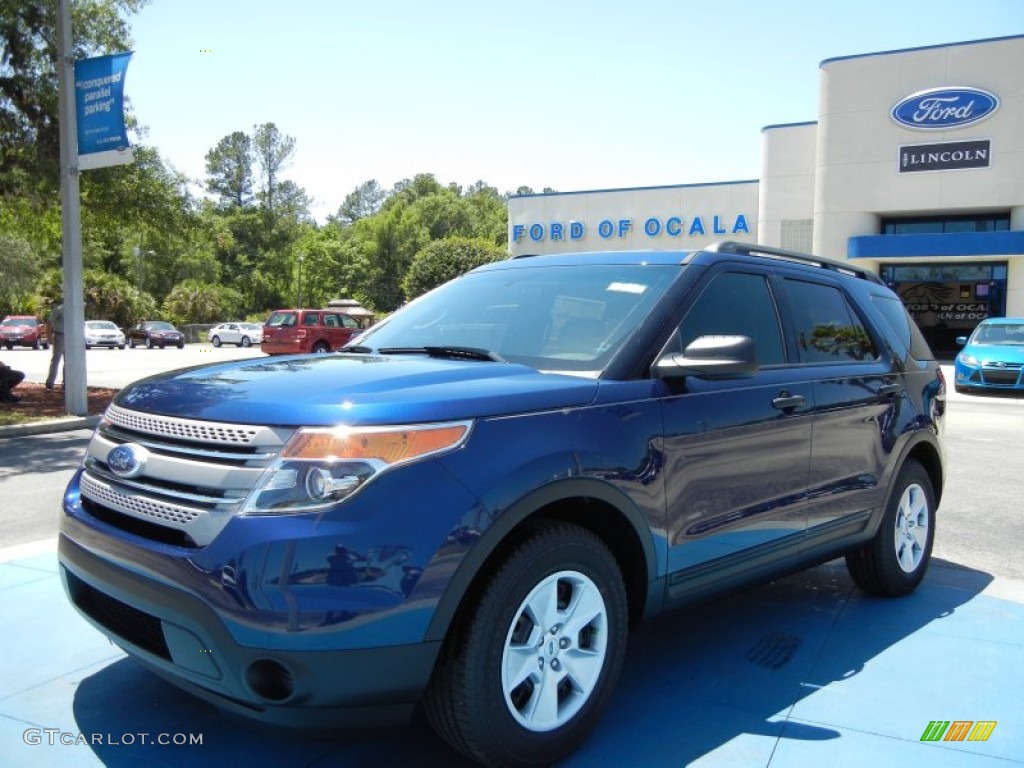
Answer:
(772, 393, 806, 410)
(878, 383, 902, 396)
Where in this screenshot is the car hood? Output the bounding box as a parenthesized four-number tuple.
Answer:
(112, 354, 601, 426)
(961, 343, 1024, 364)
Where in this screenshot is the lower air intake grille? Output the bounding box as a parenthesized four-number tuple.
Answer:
(68, 571, 171, 660)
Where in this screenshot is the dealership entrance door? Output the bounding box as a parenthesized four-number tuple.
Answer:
(880, 262, 1008, 357)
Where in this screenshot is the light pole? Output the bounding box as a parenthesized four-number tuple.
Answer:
(133, 246, 155, 292)
(296, 253, 305, 308)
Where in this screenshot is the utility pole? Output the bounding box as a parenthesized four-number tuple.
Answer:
(56, 0, 87, 415)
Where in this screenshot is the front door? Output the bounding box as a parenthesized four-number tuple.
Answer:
(659, 269, 812, 601)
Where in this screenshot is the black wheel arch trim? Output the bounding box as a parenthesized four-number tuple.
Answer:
(423, 477, 660, 643)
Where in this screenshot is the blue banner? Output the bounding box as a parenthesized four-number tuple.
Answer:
(74, 52, 133, 166)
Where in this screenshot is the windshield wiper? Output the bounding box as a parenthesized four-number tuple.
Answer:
(378, 346, 506, 362)
(341, 345, 374, 354)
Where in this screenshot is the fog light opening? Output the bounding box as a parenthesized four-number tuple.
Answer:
(245, 659, 295, 702)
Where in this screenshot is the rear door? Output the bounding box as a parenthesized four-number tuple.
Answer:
(777, 275, 900, 545)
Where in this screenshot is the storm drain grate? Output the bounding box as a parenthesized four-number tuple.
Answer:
(745, 631, 801, 670)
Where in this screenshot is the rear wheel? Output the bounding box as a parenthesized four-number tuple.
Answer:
(311, 341, 330, 354)
(425, 522, 628, 767)
(846, 459, 935, 596)
(241, 336, 252, 348)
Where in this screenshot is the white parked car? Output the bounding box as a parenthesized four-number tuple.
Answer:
(84, 320, 126, 349)
(208, 322, 263, 348)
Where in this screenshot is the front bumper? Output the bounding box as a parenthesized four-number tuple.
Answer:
(954, 361, 1024, 390)
(59, 530, 439, 726)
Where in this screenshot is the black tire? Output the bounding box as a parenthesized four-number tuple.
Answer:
(4, 342, 11, 350)
(311, 342, 330, 354)
(118, 344, 125, 350)
(425, 522, 628, 767)
(145, 337, 153, 349)
(241, 336, 252, 348)
(846, 459, 935, 596)
(211, 336, 222, 348)
(85, 343, 91, 350)
(176, 341, 184, 349)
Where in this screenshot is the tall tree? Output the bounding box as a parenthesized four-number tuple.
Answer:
(334, 179, 386, 225)
(204, 131, 253, 208)
(252, 122, 295, 215)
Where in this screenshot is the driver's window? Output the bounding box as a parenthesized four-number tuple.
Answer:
(676, 272, 785, 365)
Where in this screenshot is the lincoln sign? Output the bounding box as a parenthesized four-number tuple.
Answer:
(898, 140, 991, 173)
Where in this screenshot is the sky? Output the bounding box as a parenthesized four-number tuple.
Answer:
(124, 0, 1024, 222)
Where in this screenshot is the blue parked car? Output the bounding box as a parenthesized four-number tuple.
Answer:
(59, 243, 946, 767)
(954, 317, 1024, 393)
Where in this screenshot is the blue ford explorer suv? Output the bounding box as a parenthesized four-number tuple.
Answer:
(60, 242, 945, 767)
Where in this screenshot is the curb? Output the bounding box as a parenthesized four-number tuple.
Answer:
(0, 414, 101, 439)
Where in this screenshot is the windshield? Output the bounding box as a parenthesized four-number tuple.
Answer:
(88, 321, 117, 330)
(2, 317, 36, 327)
(351, 264, 678, 373)
(147, 322, 175, 331)
(972, 323, 1024, 345)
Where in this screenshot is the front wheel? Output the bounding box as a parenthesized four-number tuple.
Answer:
(211, 335, 222, 348)
(425, 522, 628, 767)
(846, 459, 935, 596)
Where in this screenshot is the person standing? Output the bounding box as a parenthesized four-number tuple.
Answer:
(46, 300, 65, 390)
(0, 358, 24, 403)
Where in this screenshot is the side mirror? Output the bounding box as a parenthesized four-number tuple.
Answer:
(653, 335, 758, 380)
(955, 336, 967, 346)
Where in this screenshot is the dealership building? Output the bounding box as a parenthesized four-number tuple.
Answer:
(508, 35, 1024, 355)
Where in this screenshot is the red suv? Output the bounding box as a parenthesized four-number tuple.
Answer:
(1, 315, 50, 350)
(260, 308, 363, 355)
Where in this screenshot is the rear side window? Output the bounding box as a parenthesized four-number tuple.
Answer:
(303, 313, 320, 326)
(783, 279, 879, 363)
(676, 272, 786, 365)
(871, 294, 934, 360)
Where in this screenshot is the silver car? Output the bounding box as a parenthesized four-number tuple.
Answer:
(84, 320, 126, 349)
(208, 322, 263, 348)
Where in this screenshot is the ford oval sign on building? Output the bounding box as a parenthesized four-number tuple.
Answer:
(891, 87, 999, 130)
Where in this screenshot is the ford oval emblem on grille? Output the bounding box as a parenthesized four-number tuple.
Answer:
(891, 87, 999, 130)
(107, 444, 149, 478)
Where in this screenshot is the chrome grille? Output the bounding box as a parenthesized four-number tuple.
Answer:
(105, 404, 263, 445)
(81, 473, 203, 526)
(79, 406, 295, 547)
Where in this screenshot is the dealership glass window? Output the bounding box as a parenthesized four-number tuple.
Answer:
(881, 213, 1010, 235)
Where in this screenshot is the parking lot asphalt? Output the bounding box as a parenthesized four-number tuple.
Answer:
(1, 362, 1022, 766)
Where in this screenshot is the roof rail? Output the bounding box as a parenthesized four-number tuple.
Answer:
(704, 241, 883, 284)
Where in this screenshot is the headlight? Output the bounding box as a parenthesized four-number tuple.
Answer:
(242, 421, 472, 514)
(958, 353, 979, 366)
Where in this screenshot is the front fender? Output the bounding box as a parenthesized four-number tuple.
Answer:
(422, 474, 663, 643)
